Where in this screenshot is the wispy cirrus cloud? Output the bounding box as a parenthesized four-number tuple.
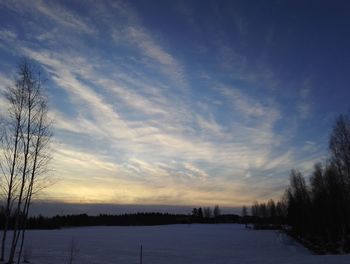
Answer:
(0, 29, 17, 41)
(106, 1, 188, 88)
(114, 26, 187, 88)
(36, 1, 96, 34)
(219, 86, 280, 122)
(296, 78, 313, 119)
(0, 0, 96, 35)
(0, 0, 330, 208)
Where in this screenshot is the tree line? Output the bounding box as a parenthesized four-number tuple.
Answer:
(0, 210, 242, 229)
(248, 114, 350, 253)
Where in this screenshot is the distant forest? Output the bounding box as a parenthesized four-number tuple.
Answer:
(0, 207, 242, 229)
(248, 114, 350, 254)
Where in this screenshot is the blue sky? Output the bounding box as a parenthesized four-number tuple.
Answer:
(0, 0, 349, 210)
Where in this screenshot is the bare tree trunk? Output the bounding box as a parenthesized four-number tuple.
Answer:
(8, 64, 34, 264)
(16, 191, 31, 264)
(16, 181, 33, 264)
(1, 129, 20, 261)
(8, 126, 30, 263)
(17, 109, 44, 264)
(1, 69, 26, 262)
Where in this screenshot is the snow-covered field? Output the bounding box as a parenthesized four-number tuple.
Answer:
(20, 224, 350, 263)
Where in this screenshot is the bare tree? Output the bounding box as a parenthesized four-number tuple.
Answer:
(329, 114, 350, 182)
(267, 199, 276, 219)
(0, 60, 52, 263)
(0, 63, 26, 261)
(203, 207, 212, 218)
(16, 99, 52, 264)
(251, 201, 259, 217)
(286, 169, 311, 234)
(241, 205, 248, 217)
(213, 205, 220, 218)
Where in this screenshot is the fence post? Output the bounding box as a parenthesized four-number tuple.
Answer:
(140, 244, 143, 264)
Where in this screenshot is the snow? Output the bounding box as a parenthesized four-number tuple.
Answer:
(18, 224, 350, 263)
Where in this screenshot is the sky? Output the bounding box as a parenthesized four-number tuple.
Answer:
(0, 0, 349, 214)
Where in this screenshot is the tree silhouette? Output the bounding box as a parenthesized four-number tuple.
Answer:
(253, 113, 350, 252)
(0, 60, 52, 263)
(203, 207, 212, 218)
(329, 114, 350, 182)
(213, 205, 221, 218)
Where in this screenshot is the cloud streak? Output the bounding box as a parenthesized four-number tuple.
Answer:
(0, 0, 330, 208)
